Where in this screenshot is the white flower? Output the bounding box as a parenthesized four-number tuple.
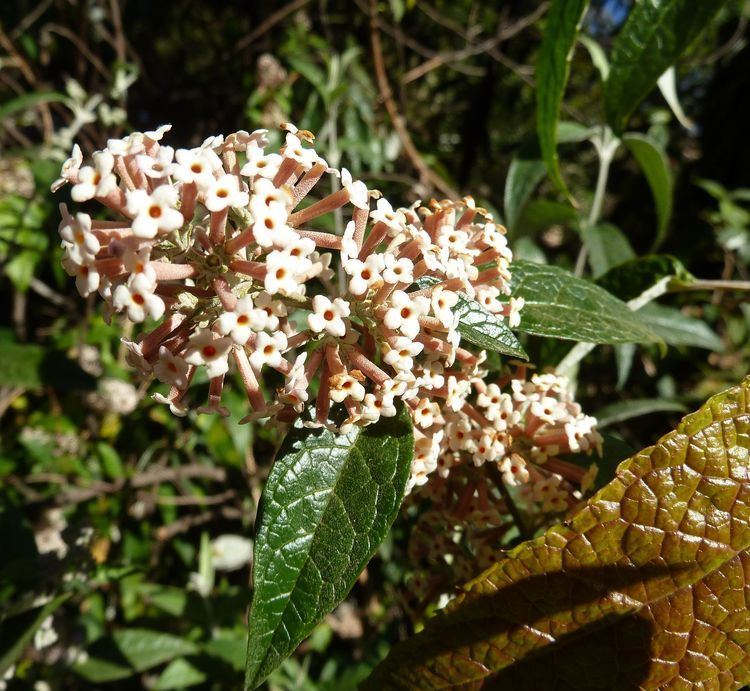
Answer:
(431, 287, 459, 328)
(280, 353, 309, 411)
(341, 168, 369, 209)
(499, 455, 529, 487)
(135, 145, 174, 178)
(412, 398, 442, 428)
(264, 251, 304, 296)
(370, 197, 405, 232)
(62, 258, 99, 296)
(51, 144, 82, 191)
(241, 147, 283, 179)
(173, 147, 222, 188)
(383, 290, 429, 340)
(59, 211, 99, 265)
(254, 292, 287, 331)
(153, 347, 190, 389)
(126, 186, 183, 238)
(145, 124, 172, 141)
(283, 132, 317, 169)
(210, 534, 253, 571)
(329, 372, 366, 403)
(249, 331, 288, 371)
(381, 255, 414, 285)
(113, 274, 165, 322)
(71, 150, 117, 202)
(184, 330, 233, 378)
(344, 255, 383, 296)
(252, 204, 292, 249)
(204, 174, 249, 212)
(307, 295, 350, 337)
(106, 132, 146, 156)
(33, 617, 58, 650)
(217, 296, 256, 345)
(383, 337, 423, 372)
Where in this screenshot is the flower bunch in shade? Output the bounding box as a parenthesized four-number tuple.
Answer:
(52, 123, 523, 446)
(402, 366, 602, 618)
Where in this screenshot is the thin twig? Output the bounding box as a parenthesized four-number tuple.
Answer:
(369, 0, 459, 199)
(233, 0, 313, 54)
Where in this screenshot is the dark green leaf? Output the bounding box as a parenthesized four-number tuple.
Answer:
(366, 377, 750, 689)
(113, 629, 199, 672)
(604, 0, 730, 132)
(536, 0, 590, 196)
(637, 303, 725, 351)
(594, 398, 687, 428)
(504, 153, 546, 233)
(596, 254, 694, 301)
(510, 260, 659, 344)
(518, 199, 579, 235)
(415, 277, 527, 359)
(245, 405, 413, 688)
(154, 658, 207, 690)
(0, 91, 69, 121)
(0, 342, 96, 390)
(623, 133, 674, 248)
(581, 222, 635, 278)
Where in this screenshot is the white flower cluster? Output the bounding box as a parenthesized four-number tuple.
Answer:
(408, 368, 602, 499)
(53, 123, 524, 477)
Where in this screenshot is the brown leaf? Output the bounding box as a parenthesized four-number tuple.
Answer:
(367, 376, 750, 689)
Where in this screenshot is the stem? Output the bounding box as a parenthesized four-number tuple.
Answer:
(574, 126, 620, 277)
(488, 463, 532, 541)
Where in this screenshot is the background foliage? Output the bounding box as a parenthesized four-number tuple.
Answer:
(1, 0, 750, 688)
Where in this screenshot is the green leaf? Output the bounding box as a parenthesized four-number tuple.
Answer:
(623, 133, 674, 249)
(0, 342, 96, 390)
(366, 376, 750, 688)
(154, 658, 207, 690)
(637, 302, 725, 351)
(578, 34, 609, 81)
(415, 277, 527, 359)
(581, 222, 636, 278)
(204, 634, 246, 671)
(73, 657, 135, 683)
(245, 405, 414, 688)
(517, 199, 578, 235)
(604, 0, 730, 132)
(596, 254, 694, 301)
(112, 629, 199, 672)
(0, 594, 69, 677)
(536, 0, 590, 197)
(594, 397, 687, 428)
(509, 260, 659, 344)
(0, 91, 69, 121)
(504, 153, 547, 233)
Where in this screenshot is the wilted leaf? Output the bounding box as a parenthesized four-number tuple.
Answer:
(245, 405, 413, 688)
(623, 133, 674, 249)
(604, 0, 730, 132)
(367, 376, 750, 689)
(510, 260, 658, 344)
(536, 0, 590, 196)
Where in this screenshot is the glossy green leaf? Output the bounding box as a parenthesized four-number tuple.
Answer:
(509, 260, 659, 344)
(367, 376, 750, 689)
(416, 277, 527, 359)
(581, 222, 636, 278)
(536, 0, 590, 196)
(637, 303, 725, 351)
(623, 133, 674, 248)
(595, 397, 687, 428)
(245, 405, 413, 688)
(596, 254, 694, 301)
(604, 0, 730, 132)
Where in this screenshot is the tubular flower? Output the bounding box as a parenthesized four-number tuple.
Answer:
(53, 122, 525, 449)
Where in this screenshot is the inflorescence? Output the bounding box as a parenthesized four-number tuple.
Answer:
(53, 123, 600, 497)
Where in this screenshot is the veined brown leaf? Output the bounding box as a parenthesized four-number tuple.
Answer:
(367, 376, 750, 689)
